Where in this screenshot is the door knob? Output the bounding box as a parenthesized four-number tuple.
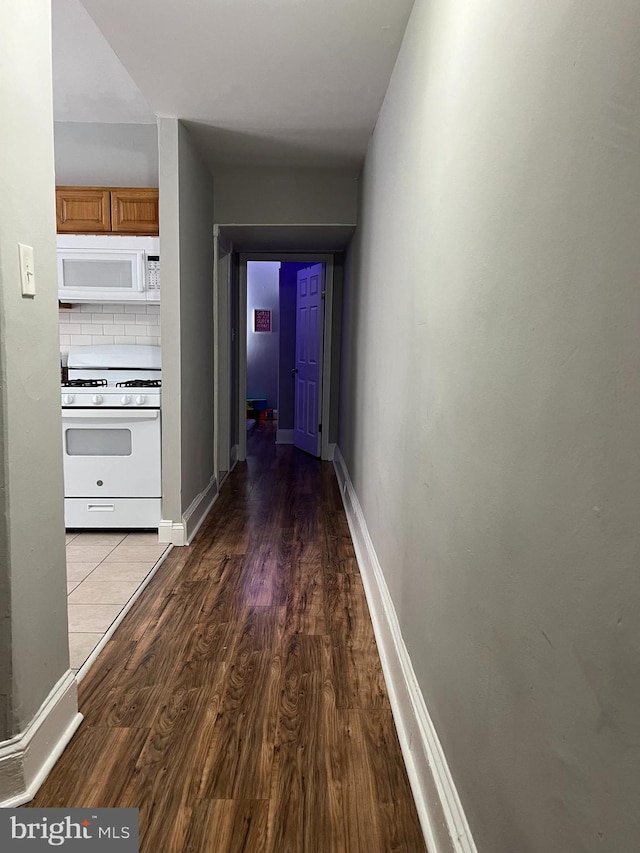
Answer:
(291, 368, 298, 375)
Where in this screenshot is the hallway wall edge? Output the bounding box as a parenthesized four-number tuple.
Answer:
(333, 446, 477, 853)
(185, 474, 218, 545)
(159, 474, 218, 547)
(0, 670, 82, 808)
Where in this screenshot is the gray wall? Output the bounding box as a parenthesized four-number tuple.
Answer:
(159, 118, 215, 522)
(158, 118, 181, 522)
(0, 0, 71, 736)
(54, 121, 158, 186)
(339, 1, 640, 851)
(246, 262, 280, 410)
(178, 122, 215, 512)
(213, 167, 358, 225)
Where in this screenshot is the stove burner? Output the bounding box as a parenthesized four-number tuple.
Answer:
(62, 378, 108, 388)
(115, 379, 162, 388)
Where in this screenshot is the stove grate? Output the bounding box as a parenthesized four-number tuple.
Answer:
(62, 378, 108, 388)
(115, 379, 162, 388)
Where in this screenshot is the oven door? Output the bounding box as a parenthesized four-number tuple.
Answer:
(62, 409, 161, 497)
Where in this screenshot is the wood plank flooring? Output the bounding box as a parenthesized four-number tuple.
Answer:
(28, 422, 427, 853)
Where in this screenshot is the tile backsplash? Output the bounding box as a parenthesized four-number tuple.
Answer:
(59, 303, 160, 356)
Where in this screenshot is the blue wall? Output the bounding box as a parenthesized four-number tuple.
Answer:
(247, 261, 280, 409)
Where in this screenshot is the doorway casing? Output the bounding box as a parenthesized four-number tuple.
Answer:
(238, 252, 336, 462)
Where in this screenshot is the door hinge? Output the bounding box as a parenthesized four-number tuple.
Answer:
(318, 423, 323, 433)
(321, 290, 326, 299)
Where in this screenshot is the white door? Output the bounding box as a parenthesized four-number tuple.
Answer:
(294, 264, 324, 456)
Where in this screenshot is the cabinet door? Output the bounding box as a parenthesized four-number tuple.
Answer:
(56, 187, 111, 233)
(110, 188, 159, 235)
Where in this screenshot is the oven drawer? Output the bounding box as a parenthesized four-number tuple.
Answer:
(65, 497, 161, 529)
(62, 409, 161, 498)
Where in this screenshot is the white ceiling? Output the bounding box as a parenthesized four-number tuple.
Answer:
(52, 0, 155, 124)
(55, 0, 416, 169)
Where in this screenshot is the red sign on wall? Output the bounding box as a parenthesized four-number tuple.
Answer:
(254, 309, 272, 332)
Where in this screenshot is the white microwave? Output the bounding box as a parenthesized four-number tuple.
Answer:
(57, 235, 160, 303)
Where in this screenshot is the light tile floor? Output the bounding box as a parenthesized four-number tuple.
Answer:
(65, 531, 169, 673)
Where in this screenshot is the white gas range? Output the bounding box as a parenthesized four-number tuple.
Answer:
(62, 344, 162, 529)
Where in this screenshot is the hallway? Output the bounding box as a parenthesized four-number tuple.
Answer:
(28, 423, 426, 852)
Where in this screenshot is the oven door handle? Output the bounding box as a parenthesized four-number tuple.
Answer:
(62, 410, 160, 421)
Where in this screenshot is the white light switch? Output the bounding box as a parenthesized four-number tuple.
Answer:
(19, 243, 35, 297)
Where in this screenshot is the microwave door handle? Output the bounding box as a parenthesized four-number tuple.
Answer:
(138, 253, 146, 292)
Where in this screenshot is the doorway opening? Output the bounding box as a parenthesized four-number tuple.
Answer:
(246, 261, 282, 439)
(246, 260, 326, 455)
(238, 252, 337, 463)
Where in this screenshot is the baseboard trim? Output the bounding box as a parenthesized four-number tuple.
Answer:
(184, 474, 218, 544)
(333, 447, 477, 853)
(0, 670, 83, 807)
(276, 429, 294, 444)
(158, 519, 186, 546)
(218, 454, 239, 491)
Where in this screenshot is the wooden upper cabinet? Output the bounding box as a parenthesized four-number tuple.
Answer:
(110, 188, 159, 235)
(56, 187, 111, 233)
(55, 186, 159, 235)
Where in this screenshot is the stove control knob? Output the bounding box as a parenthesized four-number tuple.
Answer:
(135, 395, 146, 405)
(92, 395, 103, 405)
(63, 394, 75, 405)
(121, 395, 132, 405)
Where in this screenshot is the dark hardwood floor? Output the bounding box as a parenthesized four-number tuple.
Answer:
(29, 422, 427, 852)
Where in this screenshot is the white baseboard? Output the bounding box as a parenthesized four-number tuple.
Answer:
(0, 670, 83, 807)
(158, 519, 186, 546)
(333, 447, 477, 853)
(276, 429, 294, 444)
(158, 475, 218, 547)
(218, 453, 239, 491)
(184, 474, 218, 544)
(326, 442, 336, 461)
